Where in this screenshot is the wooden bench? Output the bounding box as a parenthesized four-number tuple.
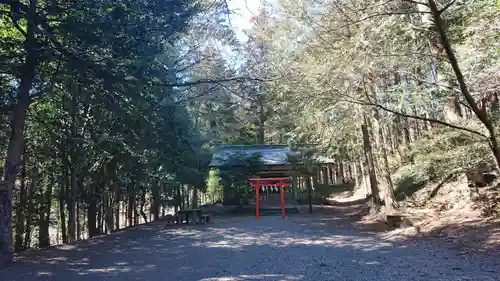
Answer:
(163, 211, 211, 225)
(177, 209, 202, 224)
(163, 214, 178, 224)
(200, 213, 211, 223)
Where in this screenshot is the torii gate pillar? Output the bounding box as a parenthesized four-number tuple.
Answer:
(248, 177, 289, 220)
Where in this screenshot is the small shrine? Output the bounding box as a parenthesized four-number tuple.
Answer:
(208, 144, 335, 217)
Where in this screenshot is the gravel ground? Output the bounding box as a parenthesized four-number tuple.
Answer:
(1, 214, 499, 281)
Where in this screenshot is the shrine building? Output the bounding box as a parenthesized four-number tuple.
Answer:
(208, 144, 335, 218)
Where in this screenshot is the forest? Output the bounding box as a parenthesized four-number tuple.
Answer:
(0, 0, 499, 268)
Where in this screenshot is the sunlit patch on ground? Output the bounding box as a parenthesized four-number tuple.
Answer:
(199, 274, 304, 281)
(2, 215, 500, 281)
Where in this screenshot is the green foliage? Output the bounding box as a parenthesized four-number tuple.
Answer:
(241, 0, 499, 204)
(1, 0, 245, 252)
(288, 147, 321, 176)
(206, 169, 223, 203)
(404, 128, 493, 176)
(393, 127, 494, 200)
(393, 164, 431, 201)
(214, 152, 264, 206)
(219, 152, 264, 186)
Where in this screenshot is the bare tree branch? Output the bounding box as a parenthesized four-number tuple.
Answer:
(155, 77, 264, 88)
(403, 0, 429, 6)
(173, 85, 220, 103)
(339, 11, 432, 29)
(336, 93, 488, 139)
(437, 0, 456, 14)
(215, 81, 258, 102)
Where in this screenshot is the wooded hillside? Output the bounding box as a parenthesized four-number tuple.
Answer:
(246, 0, 499, 212)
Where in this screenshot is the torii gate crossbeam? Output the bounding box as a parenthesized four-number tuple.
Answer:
(248, 177, 289, 220)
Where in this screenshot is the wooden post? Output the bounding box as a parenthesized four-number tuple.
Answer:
(306, 176, 313, 214)
(254, 184, 259, 220)
(248, 178, 290, 220)
(280, 183, 286, 220)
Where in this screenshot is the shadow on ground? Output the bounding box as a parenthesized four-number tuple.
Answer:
(1, 213, 499, 281)
(387, 218, 500, 253)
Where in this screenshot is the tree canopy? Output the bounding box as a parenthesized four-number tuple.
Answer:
(0, 0, 498, 267)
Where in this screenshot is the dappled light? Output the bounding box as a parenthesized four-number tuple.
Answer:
(192, 225, 392, 252)
(0, 0, 498, 279)
(199, 274, 304, 281)
(2, 215, 498, 281)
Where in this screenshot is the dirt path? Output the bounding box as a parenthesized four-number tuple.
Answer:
(1, 214, 499, 281)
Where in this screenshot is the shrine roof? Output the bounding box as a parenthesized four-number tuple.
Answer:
(209, 144, 334, 167)
(209, 144, 291, 167)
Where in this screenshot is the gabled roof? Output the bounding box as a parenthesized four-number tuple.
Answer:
(209, 145, 293, 167)
(208, 144, 334, 167)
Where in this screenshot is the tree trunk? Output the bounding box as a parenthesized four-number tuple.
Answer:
(443, 97, 463, 123)
(139, 190, 148, 223)
(361, 116, 382, 212)
(67, 94, 78, 243)
(39, 181, 53, 248)
(103, 190, 113, 234)
(191, 188, 198, 209)
(76, 200, 81, 240)
(86, 195, 99, 238)
(97, 198, 103, 233)
(134, 195, 139, 225)
(353, 161, 359, 188)
(402, 111, 411, 144)
(491, 93, 499, 112)
(386, 125, 396, 154)
(114, 192, 120, 230)
(184, 185, 190, 209)
(291, 172, 298, 200)
(394, 115, 403, 143)
(14, 158, 27, 251)
(174, 188, 179, 214)
(323, 166, 330, 185)
(355, 160, 363, 188)
(67, 167, 77, 242)
(328, 164, 334, 184)
(332, 163, 338, 183)
(372, 99, 397, 212)
(306, 176, 313, 214)
(257, 97, 266, 144)
(23, 178, 35, 249)
(338, 162, 345, 183)
(412, 118, 419, 140)
(127, 192, 134, 227)
(347, 163, 353, 181)
(151, 185, 160, 221)
(60, 148, 69, 244)
(381, 128, 397, 212)
(67, 166, 77, 242)
(59, 188, 68, 244)
(0, 0, 38, 267)
(427, 0, 500, 170)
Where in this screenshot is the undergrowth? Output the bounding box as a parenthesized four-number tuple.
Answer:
(392, 128, 494, 201)
(474, 188, 500, 217)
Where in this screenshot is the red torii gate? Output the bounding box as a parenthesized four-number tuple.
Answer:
(248, 177, 289, 220)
